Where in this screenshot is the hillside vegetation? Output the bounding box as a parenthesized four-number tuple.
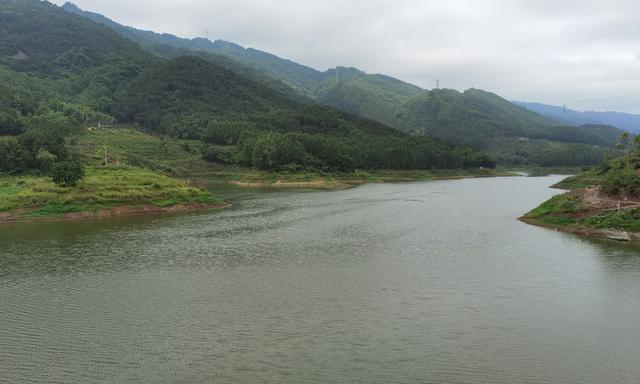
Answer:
(0, 166, 218, 220)
(61, 2, 326, 97)
(523, 134, 640, 240)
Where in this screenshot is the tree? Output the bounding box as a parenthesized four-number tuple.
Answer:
(0, 112, 23, 135)
(35, 148, 56, 173)
(51, 160, 85, 187)
(18, 129, 69, 165)
(250, 133, 310, 170)
(0, 137, 30, 174)
(617, 133, 633, 172)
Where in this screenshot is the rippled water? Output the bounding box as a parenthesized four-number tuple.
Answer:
(1, 176, 640, 384)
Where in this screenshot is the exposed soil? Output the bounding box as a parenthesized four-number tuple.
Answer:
(576, 186, 640, 213)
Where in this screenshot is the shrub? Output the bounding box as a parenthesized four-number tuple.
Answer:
(201, 145, 236, 164)
(601, 170, 640, 197)
(0, 112, 23, 136)
(51, 161, 85, 187)
(35, 148, 56, 173)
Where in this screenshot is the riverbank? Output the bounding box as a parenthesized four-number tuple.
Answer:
(0, 166, 224, 223)
(521, 176, 640, 242)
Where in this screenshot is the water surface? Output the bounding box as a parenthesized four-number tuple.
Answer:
(1, 176, 639, 383)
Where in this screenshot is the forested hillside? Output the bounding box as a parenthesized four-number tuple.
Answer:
(0, 0, 495, 177)
(313, 67, 425, 128)
(398, 89, 625, 165)
(61, 2, 626, 167)
(61, 2, 326, 97)
(400, 89, 622, 146)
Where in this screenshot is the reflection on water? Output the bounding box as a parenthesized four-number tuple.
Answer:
(1, 176, 640, 384)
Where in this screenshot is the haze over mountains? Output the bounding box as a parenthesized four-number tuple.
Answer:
(515, 102, 640, 134)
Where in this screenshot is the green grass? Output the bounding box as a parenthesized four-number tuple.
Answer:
(523, 193, 589, 228)
(0, 166, 218, 217)
(552, 174, 604, 190)
(75, 128, 220, 177)
(582, 209, 640, 232)
(524, 193, 640, 232)
(526, 194, 588, 218)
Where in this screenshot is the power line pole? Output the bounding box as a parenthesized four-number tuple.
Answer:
(436, 79, 440, 89)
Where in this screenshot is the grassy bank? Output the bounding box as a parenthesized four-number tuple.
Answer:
(0, 166, 221, 221)
(522, 168, 640, 241)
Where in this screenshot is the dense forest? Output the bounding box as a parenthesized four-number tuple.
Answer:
(0, 0, 496, 177)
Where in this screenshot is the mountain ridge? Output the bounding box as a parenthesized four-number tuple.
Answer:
(514, 101, 640, 134)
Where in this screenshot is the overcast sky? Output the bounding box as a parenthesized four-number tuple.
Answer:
(52, 0, 640, 113)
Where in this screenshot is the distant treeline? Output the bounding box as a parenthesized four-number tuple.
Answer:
(198, 121, 496, 171)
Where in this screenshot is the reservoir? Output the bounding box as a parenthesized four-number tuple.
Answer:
(1, 176, 639, 383)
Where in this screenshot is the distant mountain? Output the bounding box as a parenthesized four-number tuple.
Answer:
(401, 89, 623, 147)
(514, 101, 640, 134)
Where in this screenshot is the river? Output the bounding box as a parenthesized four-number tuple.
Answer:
(1, 176, 639, 383)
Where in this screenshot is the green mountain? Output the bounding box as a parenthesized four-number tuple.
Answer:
(0, 0, 160, 117)
(1, 1, 151, 74)
(313, 67, 425, 128)
(61, 2, 427, 113)
(60, 2, 626, 167)
(397, 88, 627, 165)
(2, 0, 495, 176)
(61, 2, 325, 97)
(399, 88, 622, 146)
